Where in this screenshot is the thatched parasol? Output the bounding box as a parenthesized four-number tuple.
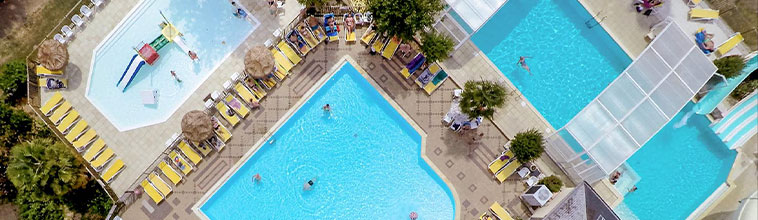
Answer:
(244, 45, 274, 79)
(37, 39, 68, 71)
(181, 110, 213, 142)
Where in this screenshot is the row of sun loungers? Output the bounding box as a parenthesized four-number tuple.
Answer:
(40, 92, 125, 184)
(55, 1, 104, 44)
(487, 149, 522, 183)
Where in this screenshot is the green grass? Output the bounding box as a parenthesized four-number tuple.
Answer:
(706, 0, 758, 51)
(0, 0, 81, 63)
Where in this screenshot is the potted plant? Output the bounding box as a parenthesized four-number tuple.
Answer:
(538, 175, 563, 193)
(510, 129, 544, 164)
(459, 81, 508, 119)
(420, 31, 454, 63)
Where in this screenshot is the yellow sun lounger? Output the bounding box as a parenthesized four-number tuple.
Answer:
(36, 65, 63, 76)
(495, 159, 522, 183)
(38, 77, 68, 89)
(270, 48, 295, 72)
(178, 140, 202, 165)
(213, 117, 232, 143)
(345, 30, 356, 42)
(276, 41, 301, 65)
(372, 37, 386, 53)
(90, 147, 114, 171)
(224, 93, 250, 117)
(260, 77, 277, 88)
(489, 202, 514, 220)
(159, 161, 182, 185)
(361, 29, 376, 45)
(297, 24, 320, 48)
(716, 33, 743, 56)
(40, 92, 63, 115)
(193, 141, 213, 156)
(56, 110, 79, 133)
(689, 8, 719, 21)
(488, 150, 515, 173)
(424, 70, 448, 95)
(65, 120, 88, 142)
(73, 129, 97, 152)
(273, 66, 288, 80)
(83, 139, 105, 162)
(382, 36, 401, 59)
(141, 179, 164, 204)
(49, 101, 72, 124)
(149, 173, 172, 197)
(234, 82, 259, 104)
(169, 151, 193, 175)
(100, 159, 124, 183)
(216, 101, 240, 127)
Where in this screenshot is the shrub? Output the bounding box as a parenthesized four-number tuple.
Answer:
(7, 139, 88, 201)
(0, 103, 33, 148)
(368, 0, 444, 41)
(0, 61, 28, 104)
(714, 55, 746, 78)
(16, 194, 64, 220)
(731, 80, 758, 99)
(420, 31, 454, 63)
(538, 175, 563, 193)
(459, 81, 508, 119)
(510, 129, 544, 163)
(296, 0, 327, 7)
(64, 180, 113, 219)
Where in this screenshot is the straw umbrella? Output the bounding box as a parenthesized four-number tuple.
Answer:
(244, 45, 274, 79)
(181, 110, 213, 143)
(37, 39, 68, 71)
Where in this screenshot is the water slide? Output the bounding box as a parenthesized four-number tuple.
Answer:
(117, 54, 146, 92)
(711, 91, 758, 149)
(173, 37, 196, 60)
(695, 56, 758, 114)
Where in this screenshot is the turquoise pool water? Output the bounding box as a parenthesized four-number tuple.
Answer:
(615, 103, 736, 220)
(200, 63, 455, 219)
(86, 0, 255, 131)
(471, 0, 631, 127)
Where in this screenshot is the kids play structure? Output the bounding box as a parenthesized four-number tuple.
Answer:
(117, 13, 196, 92)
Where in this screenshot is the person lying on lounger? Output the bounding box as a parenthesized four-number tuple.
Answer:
(695, 29, 715, 54)
(345, 15, 355, 32)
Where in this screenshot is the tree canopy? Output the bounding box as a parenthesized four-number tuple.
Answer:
(459, 81, 508, 119)
(297, 0, 328, 7)
(0, 60, 27, 104)
(510, 129, 545, 163)
(368, 0, 444, 41)
(420, 31, 454, 63)
(7, 139, 88, 201)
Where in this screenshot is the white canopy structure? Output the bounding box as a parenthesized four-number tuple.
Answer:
(435, 0, 508, 49)
(544, 21, 718, 183)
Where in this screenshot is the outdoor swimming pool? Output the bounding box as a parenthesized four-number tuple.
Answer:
(614, 103, 736, 220)
(471, 0, 631, 127)
(198, 62, 455, 219)
(86, 0, 256, 131)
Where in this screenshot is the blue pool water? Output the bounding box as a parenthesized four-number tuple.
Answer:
(615, 103, 736, 220)
(471, 0, 631, 127)
(200, 63, 455, 219)
(86, 0, 254, 131)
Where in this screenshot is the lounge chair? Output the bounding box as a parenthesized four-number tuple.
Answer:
(424, 70, 448, 95)
(215, 101, 240, 126)
(361, 25, 377, 45)
(169, 151, 193, 175)
(495, 159, 522, 183)
(82, 139, 105, 162)
(140, 179, 164, 204)
(272, 66, 288, 80)
(193, 141, 213, 156)
(343, 14, 356, 42)
(305, 17, 326, 42)
(270, 47, 295, 72)
(40, 92, 64, 115)
(91, 0, 104, 7)
(488, 150, 515, 173)
(234, 82, 259, 105)
(689, 8, 719, 21)
(54, 34, 67, 44)
(296, 22, 320, 48)
(276, 41, 301, 64)
(372, 36, 386, 53)
(72, 129, 97, 152)
(286, 30, 311, 55)
(71, 14, 84, 27)
(212, 116, 233, 143)
(61, 25, 74, 38)
(159, 161, 182, 185)
(64, 120, 88, 142)
(489, 202, 514, 220)
(208, 134, 226, 151)
(324, 13, 340, 42)
(39, 77, 68, 90)
(178, 140, 202, 165)
(80, 5, 93, 17)
(400, 53, 426, 79)
(258, 76, 277, 89)
(716, 33, 743, 56)
(56, 110, 79, 132)
(415, 62, 441, 87)
(688, 0, 702, 7)
(223, 93, 250, 117)
(100, 159, 124, 183)
(90, 147, 114, 171)
(50, 101, 72, 124)
(695, 28, 714, 54)
(36, 65, 63, 76)
(382, 36, 401, 59)
(149, 173, 172, 197)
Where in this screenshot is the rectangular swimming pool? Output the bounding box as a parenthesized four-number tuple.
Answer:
(197, 61, 455, 219)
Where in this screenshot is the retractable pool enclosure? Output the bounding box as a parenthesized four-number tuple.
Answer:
(436, 0, 508, 49)
(544, 21, 718, 184)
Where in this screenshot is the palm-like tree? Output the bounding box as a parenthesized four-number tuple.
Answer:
(459, 81, 508, 119)
(6, 139, 87, 201)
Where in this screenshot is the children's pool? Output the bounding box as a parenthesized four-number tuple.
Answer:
(86, 0, 256, 131)
(198, 62, 455, 219)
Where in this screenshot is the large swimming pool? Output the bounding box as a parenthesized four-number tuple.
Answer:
(471, 0, 631, 127)
(198, 62, 455, 219)
(86, 0, 255, 131)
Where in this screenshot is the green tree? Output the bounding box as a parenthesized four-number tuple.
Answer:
(731, 80, 758, 99)
(7, 139, 88, 201)
(64, 180, 113, 220)
(459, 81, 508, 119)
(297, 0, 328, 7)
(16, 194, 64, 220)
(420, 31, 454, 63)
(0, 103, 33, 202)
(0, 61, 28, 104)
(368, 0, 444, 41)
(510, 129, 544, 163)
(538, 175, 563, 192)
(714, 55, 746, 78)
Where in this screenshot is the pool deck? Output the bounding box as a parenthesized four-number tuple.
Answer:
(699, 135, 758, 220)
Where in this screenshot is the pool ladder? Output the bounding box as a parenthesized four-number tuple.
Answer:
(585, 10, 606, 29)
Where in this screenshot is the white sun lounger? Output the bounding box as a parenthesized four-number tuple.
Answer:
(72, 14, 85, 27)
(91, 0, 104, 7)
(80, 5, 93, 17)
(54, 34, 67, 44)
(61, 25, 74, 38)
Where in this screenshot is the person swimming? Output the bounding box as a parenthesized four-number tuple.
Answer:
(303, 177, 317, 191)
(252, 173, 261, 183)
(518, 56, 532, 75)
(322, 104, 331, 111)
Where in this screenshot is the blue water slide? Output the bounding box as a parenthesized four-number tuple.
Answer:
(695, 56, 758, 114)
(117, 54, 146, 92)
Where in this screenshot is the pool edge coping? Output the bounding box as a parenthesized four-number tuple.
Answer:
(191, 55, 462, 220)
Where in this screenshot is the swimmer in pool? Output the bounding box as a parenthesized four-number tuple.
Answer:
(303, 177, 317, 191)
(518, 56, 532, 75)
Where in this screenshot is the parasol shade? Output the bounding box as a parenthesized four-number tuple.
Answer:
(181, 110, 213, 142)
(244, 45, 274, 79)
(37, 39, 69, 71)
